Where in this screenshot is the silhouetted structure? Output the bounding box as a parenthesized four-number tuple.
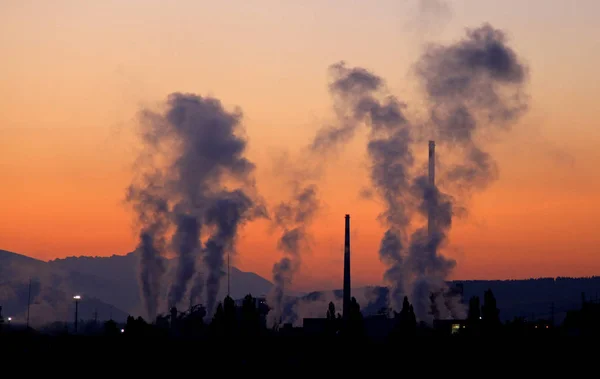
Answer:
(562, 297, 600, 336)
(391, 296, 417, 338)
(343, 214, 351, 321)
(481, 289, 501, 335)
(103, 319, 119, 336)
(433, 319, 467, 335)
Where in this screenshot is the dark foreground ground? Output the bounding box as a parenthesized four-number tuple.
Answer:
(0, 333, 595, 372)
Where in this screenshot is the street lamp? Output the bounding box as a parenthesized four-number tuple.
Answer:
(7, 317, 11, 324)
(73, 295, 81, 334)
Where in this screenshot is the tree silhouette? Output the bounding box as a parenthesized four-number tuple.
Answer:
(349, 297, 363, 322)
(468, 296, 481, 321)
(0, 306, 4, 332)
(180, 304, 206, 337)
(223, 295, 237, 328)
(338, 297, 364, 338)
(465, 295, 482, 336)
(241, 294, 261, 335)
(408, 304, 417, 327)
(155, 313, 170, 330)
(481, 289, 501, 334)
(125, 315, 151, 336)
(211, 303, 226, 332)
(345, 297, 365, 338)
(211, 295, 238, 336)
(392, 296, 417, 338)
(326, 302, 336, 320)
(103, 319, 119, 336)
(324, 301, 340, 336)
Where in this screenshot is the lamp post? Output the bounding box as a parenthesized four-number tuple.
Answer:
(73, 295, 81, 334)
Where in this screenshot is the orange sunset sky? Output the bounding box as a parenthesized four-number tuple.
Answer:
(1, 0, 599, 292)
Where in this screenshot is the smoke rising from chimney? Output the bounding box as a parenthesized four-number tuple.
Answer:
(167, 213, 199, 309)
(202, 189, 263, 315)
(313, 61, 415, 312)
(307, 23, 528, 322)
(416, 23, 528, 191)
(125, 22, 528, 324)
(126, 92, 265, 320)
(402, 24, 529, 321)
(267, 184, 320, 328)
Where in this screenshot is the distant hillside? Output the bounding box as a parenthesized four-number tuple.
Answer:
(0, 250, 130, 325)
(4, 248, 600, 327)
(0, 249, 274, 325)
(297, 277, 600, 324)
(48, 251, 274, 314)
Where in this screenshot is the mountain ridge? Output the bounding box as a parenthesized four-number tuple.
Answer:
(3, 248, 600, 326)
(0, 249, 274, 325)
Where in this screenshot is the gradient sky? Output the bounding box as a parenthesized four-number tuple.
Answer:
(1, 0, 599, 291)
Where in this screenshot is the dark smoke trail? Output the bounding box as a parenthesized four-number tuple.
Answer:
(267, 185, 319, 327)
(202, 189, 264, 316)
(167, 213, 200, 308)
(314, 61, 416, 312)
(126, 135, 170, 321)
(267, 62, 398, 325)
(406, 23, 529, 321)
(416, 23, 528, 190)
(312, 23, 529, 321)
(405, 175, 457, 322)
(127, 92, 264, 319)
(189, 272, 204, 307)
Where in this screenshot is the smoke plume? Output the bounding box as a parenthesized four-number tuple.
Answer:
(416, 23, 528, 190)
(307, 23, 528, 323)
(127, 92, 264, 319)
(267, 184, 320, 328)
(126, 141, 170, 321)
(313, 61, 416, 312)
(414, 0, 452, 36)
(405, 175, 458, 321)
(202, 189, 263, 315)
(400, 24, 528, 321)
(267, 61, 403, 326)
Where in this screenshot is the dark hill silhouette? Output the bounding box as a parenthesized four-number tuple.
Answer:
(0, 250, 130, 326)
(0, 249, 44, 265)
(0, 249, 273, 323)
(309, 278, 600, 324)
(3, 248, 599, 326)
(48, 251, 274, 312)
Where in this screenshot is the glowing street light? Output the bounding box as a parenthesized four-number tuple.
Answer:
(120, 329, 125, 333)
(7, 317, 11, 323)
(73, 295, 82, 333)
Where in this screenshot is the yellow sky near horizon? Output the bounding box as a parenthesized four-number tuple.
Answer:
(1, 0, 600, 291)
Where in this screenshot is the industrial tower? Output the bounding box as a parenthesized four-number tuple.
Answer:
(343, 214, 351, 321)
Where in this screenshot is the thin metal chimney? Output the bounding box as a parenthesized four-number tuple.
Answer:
(428, 141, 435, 238)
(343, 214, 351, 321)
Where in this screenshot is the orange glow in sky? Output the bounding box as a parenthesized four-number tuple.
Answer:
(1, 1, 600, 291)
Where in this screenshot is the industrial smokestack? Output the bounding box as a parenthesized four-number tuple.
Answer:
(343, 214, 351, 321)
(428, 141, 435, 238)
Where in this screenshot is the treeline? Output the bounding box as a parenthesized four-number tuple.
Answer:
(2, 288, 599, 339)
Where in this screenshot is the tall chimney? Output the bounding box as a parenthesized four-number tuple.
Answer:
(343, 214, 351, 321)
(428, 141, 435, 238)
